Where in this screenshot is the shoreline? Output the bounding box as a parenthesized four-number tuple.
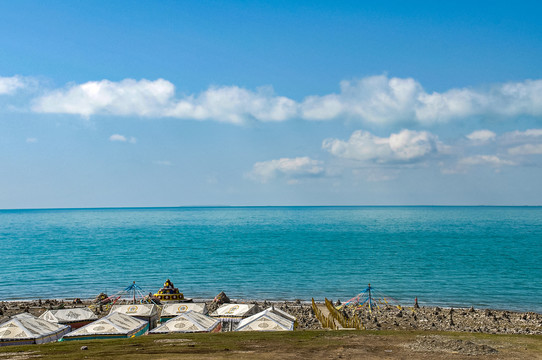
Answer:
(1, 297, 540, 315)
(1, 298, 541, 335)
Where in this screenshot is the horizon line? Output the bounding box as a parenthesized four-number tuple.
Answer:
(1, 204, 541, 211)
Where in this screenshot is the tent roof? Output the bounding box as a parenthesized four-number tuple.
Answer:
(109, 304, 158, 317)
(236, 308, 295, 332)
(0, 314, 70, 341)
(211, 304, 258, 318)
(39, 308, 98, 323)
(265, 307, 297, 323)
(63, 312, 147, 338)
(160, 303, 207, 317)
(150, 311, 219, 333)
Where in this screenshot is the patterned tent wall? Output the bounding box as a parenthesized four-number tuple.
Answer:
(235, 308, 295, 332)
(0, 315, 70, 346)
(39, 308, 98, 329)
(159, 303, 208, 323)
(61, 312, 148, 341)
(109, 304, 159, 329)
(150, 311, 221, 334)
(210, 304, 260, 332)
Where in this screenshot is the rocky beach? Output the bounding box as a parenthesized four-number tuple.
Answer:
(1, 297, 541, 335)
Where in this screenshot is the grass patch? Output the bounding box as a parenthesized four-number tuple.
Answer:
(1, 330, 541, 359)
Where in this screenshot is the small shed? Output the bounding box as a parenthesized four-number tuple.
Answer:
(0, 313, 70, 346)
(109, 303, 159, 329)
(150, 310, 221, 334)
(39, 308, 98, 329)
(159, 303, 208, 323)
(236, 307, 296, 332)
(61, 312, 148, 341)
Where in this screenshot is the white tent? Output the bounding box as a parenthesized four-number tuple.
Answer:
(210, 303, 260, 331)
(0, 313, 70, 346)
(235, 307, 296, 332)
(109, 304, 159, 329)
(61, 312, 148, 341)
(160, 303, 208, 322)
(39, 308, 98, 329)
(150, 310, 220, 334)
(210, 304, 259, 319)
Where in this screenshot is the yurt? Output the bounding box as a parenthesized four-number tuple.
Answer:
(39, 308, 98, 329)
(159, 303, 208, 323)
(109, 304, 159, 329)
(150, 310, 220, 334)
(61, 312, 148, 341)
(235, 307, 296, 332)
(210, 303, 260, 331)
(0, 313, 70, 346)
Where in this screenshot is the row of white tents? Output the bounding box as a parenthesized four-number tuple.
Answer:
(0, 303, 297, 346)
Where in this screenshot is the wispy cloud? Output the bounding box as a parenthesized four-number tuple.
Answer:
(508, 144, 542, 155)
(458, 155, 516, 167)
(0, 75, 28, 95)
(109, 134, 136, 143)
(26, 137, 38, 143)
(154, 160, 172, 166)
(28, 75, 542, 125)
(248, 157, 324, 183)
(466, 130, 496, 144)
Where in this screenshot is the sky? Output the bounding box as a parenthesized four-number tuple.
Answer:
(2, 0, 542, 208)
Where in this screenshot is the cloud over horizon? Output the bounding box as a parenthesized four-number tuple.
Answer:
(109, 134, 137, 143)
(248, 157, 325, 183)
(26, 75, 542, 126)
(323, 129, 443, 164)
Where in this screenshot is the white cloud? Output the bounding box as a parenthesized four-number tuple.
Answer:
(323, 129, 441, 163)
(248, 157, 324, 183)
(301, 76, 421, 124)
(109, 134, 136, 143)
(32, 79, 296, 124)
(26, 137, 37, 143)
(508, 144, 542, 155)
(0, 76, 27, 95)
(303, 76, 542, 125)
(29, 75, 542, 125)
(165, 85, 297, 124)
(34, 78, 175, 117)
(466, 129, 496, 143)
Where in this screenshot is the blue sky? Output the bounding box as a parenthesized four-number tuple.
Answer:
(2, 0, 542, 208)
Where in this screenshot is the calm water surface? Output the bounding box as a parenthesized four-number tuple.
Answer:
(0, 207, 540, 312)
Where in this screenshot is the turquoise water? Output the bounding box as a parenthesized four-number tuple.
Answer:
(0, 207, 541, 312)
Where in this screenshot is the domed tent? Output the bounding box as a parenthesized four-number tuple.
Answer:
(159, 303, 208, 323)
(235, 307, 296, 332)
(61, 312, 148, 341)
(150, 310, 220, 334)
(39, 308, 98, 329)
(109, 303, 159, 329)
(0, 313, 70, 346)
